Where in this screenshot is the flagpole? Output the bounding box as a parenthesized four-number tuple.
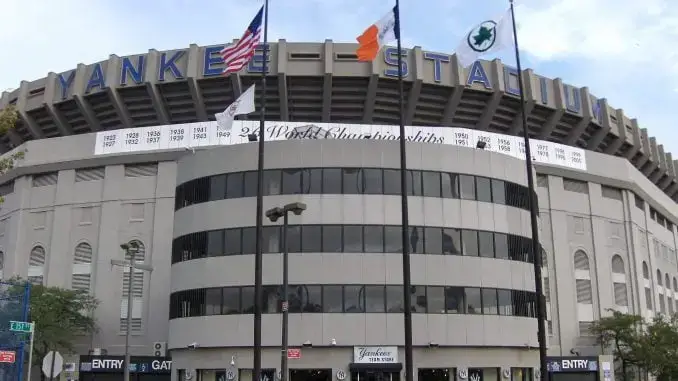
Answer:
(253, 0, 269, 381)
(509, 0, 548, 379)
(394, 2, 414, 381)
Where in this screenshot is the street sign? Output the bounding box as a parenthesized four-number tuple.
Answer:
(42, 351, 64, 378)
(0, 351, 15, 363)
(9, 321, 33, 333)
(287, 348, 301, 359)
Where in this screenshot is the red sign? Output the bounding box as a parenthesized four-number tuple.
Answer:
(287, 349, 301, 359)
(0, 351, 15, 363)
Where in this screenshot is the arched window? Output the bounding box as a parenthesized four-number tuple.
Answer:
(657, 270, 663, 286)
(643, 261, 652, 310)
(674, 278, 678, 313)
(541, 249, 552, 336)
(666, 274, 674, 315)
(28, 246, 46, 285)
(643, 262, 650, 279)
(574, 250, 593, 336)
(657, 270, 666, 314)
(611, 255, 628, 309)
(119, 240, 146, 333)
(72, 243, 93, 291)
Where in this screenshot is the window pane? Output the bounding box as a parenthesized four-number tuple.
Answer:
(411, 286, 427, 313)
(407, 170, 423, 196)
(285, 286, 304, 313)
(344, 285, 364, 312)
(445, 286, 464, 313)
(343, 168, 361, 194)
(205, 288, 222, 315)
(476, 177, 492, 202)
(242, 227, 256, 254)
(226, 172, 243, 198)
(460, 175, 476, 200)
(424, 227, 442, 254)
(302, 225, 322, 252)
(364, 226, 384, 253)
(223, 287, 240, 314)
(442, 173, 460, 198)
(384, 226, 403, 253)
(383, 169, 401, 195)
(482, 289, 499, 315)
(427, 286, 445, 313)
(287, 226, 302, 253)
(282, 169, 302, 194)
(323, 168, 342, 194)
(409, 227, 424, 253)
(465, 287, 482, 314)
(263, 170, 281, 196)
(243, 171, 258, 197)
(322, 286, 343, 313)
(478, 231, 495, 258)
(225, 229, 241, 255)
(422, 171, 441, 197)
(363, 169, 383, 194)
(442, 228, 461, 255)
(494, 233, 509, 260)
(491, 179, 506, 204)
(263, 226, 281, 253)
(343, 225, 363, 252)
(262, 286, 280, 313)
(302, 285, 322, 312)
(322, 225, 342, 252)
(207, 230, 224, 257)
(209, 175, 226, 201)
(365, 286, 385, 312)
(386, 286, 404, 312)
(302, 169, 322, 194)
(241, 286, 254, 313)
(498, 289, 513, 316)
(462, 230, 479, 256)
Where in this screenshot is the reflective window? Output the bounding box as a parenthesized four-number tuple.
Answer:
(262, 286, 280, 313)
(209, 175, 226, 201)
(386, 286, 404, 313)
(344, 285, 364, 313)
(241, 227, 256, 254)
(365, 286, 385, 312)
(302, 169, 322, 194)
(442, 228, 461, 255)
(302, 285, 322, 312)
(410, 286, 427, 313)
(422, 171, 441, 197)
(465, 287, 482, 314)
(322, 225, 342, 253)
(498, 289, 513, 316)
(491, 179, 505, 204)
(478, 231, 495, 258)
(207, 230, 223, 257)
(427, 286, 445, 314)
(343, 225, 363, 252)
(241, 286, 254, 313)
(301, 225, 321, 252)
(482, 288, 498, 315)
(225, 229, 241, 255)
(205, 288, 222, 315)
(384, 226, 402, 253)
(322, 285, 343, 313)
(409, 227, 424, 254)
(282, 169, 303, 194)
(462, 230, 479, 256)
(445, 286, 464, 314)
(383, 169, 401, 195)
(441, 173, 460, 198)
(287, 226, 302, 253)
(364, 226, 384, 253)
(222, 287, 240, 314)
(363, 168, 383, 194)
(494, 233, 509, 260)
(226, 172, 243, 198)
(476, 177, 492, 203)
(323, 168, 342, 194)
(263, 226, 281, 253)
(243, 171, 258, 197)
(263, 170, 281, 196)
(407, 170, 423, 196)
(424, 227, 442, 254)
(459, 175, 476, 200)
(343, 168, 361, 194)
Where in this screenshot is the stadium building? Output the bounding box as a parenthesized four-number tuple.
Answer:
(0, 39, 672, 381)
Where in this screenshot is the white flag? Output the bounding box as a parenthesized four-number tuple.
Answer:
(215, 84, 256, 132)
(455, 9, 513, 68)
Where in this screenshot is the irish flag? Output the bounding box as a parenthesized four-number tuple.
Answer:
(355, 6, 398, 62)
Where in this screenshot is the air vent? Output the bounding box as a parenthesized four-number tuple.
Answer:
(32, 172, 58, 187)
(289, 52, 321, 60)
(335, 53, 358, 61)
(29, 88, 45, 97)
(125, 163, 158, 177)
(75, 167, 105, 182)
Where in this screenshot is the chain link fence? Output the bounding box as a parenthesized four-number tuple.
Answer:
(0, 281, 31, 381)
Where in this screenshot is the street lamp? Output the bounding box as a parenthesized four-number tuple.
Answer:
(112, 242, 154, 381)
(265, 202, 307, 381)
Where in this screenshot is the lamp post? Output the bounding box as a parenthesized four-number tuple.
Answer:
(265, 202, 307, 381)
(112, 242, 154, 381)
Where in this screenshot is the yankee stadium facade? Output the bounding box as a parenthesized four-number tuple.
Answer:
(0, 40, 672, 380)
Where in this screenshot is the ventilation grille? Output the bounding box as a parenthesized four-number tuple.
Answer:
(574, 251, 590, 270)
(72, 273, 91, 291)
(29, 246, 46, 265)
(614, 282, 628, 306)
(75, 167, 105, 182)
(32, 172, 58, 187)
(124, 163, 158, 177)
(576, 279, 593, 304)
(119, 318, 143, 332)
(563, 178, 589, 194)
(119, 241, 146, 332)
(578, 322, 593, 336)
(74, 243, 93, 264)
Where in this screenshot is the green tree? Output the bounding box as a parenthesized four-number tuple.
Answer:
(639, 315, 678, 380)
(0, 105, 25, 179)
(590, 310, 644, 380)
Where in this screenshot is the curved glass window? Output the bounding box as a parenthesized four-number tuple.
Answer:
(171, 224, 536, 265)
(169, 284, 538, 320)
(175, 168, 533, 211)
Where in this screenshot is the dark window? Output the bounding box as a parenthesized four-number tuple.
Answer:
(322, 225, 343, 252)
(302, 169, 322, 194)
(441, 173, 460, 198)
(442, 228, 461, 255)
(322, 285, 343, 313)
(241, 286, 254, 313)
(384, 226, 402, 253)
(407, 170, 423, 196)
(209, 175, 226, 201)
(205, 288, 222, 315)
(263, 226, 281, 253)
(491, 179, 506, 204)
(301, 225, 322, 252)
(445, 286, 464, 313)
(427, 286, 445, 313)
(263, 170, 281, 196)
(285, 286, 304, 313)
(207, 230, 224, 257)
(323, 168, 342, 194)
(476, 177, 492, 202)
(364, 226, 384, 253)
(422, 171, 441, 197)
(363, 168, 383, 194)
(262, 286, 280, 313)
(243, 171, 258, 197)
(287, 226, 302, 253)
(424, 227, 442, 254)
(409, 227, 424, 253)
(344, 285, 364, 312)
(225, 229, 241, 255)
(478, 231, 495, 258)
(301, 285, 322, 313)
(465, 287, 482, 314)
(462, 230, 479, 256)
(383, 169, 401, 195)
(226, 172, 243, 198)
(386, 285, 404, 312)
(459, 175, 476, 200)
(364, 286, 385, 312)
(494, 233, 509, 260)
(482, 289, 498, 315)
(343, 225, 363, 252)
(223, 287, 240, 314)
(343, 168, 361, 194)
(411, 286, 427, 313)
(498, 289, 513, 316)
(282, 169, 303, 194)
(242, 227, 256, 254)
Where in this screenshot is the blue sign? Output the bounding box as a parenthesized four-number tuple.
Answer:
(546, 357, 598, 373)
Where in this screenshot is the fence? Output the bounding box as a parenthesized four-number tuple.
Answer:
(0, 281, 31, 381)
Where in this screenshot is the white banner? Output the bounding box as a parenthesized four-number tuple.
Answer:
(93, 121, 587, 171)
(353, 346, 398, 364)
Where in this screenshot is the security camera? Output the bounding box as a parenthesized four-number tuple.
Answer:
(187, 342, 199, 350)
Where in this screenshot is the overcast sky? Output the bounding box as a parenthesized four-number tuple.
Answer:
(2, 0, 676, 152)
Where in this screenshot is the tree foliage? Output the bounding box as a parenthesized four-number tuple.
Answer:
(0, 106, 25, 199)
(591, 310, 678, 381)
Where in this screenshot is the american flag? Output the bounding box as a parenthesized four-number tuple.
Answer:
(220, 6, 264, 75)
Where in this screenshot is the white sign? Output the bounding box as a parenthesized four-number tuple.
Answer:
(92, 358, 123, 369)
(93, 121, 587, 171)
(152, 360, 172, 371)
(353, 346, 398, 364)
(42, 351, 64, 378)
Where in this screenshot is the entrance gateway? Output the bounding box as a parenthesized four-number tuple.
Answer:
(350, 347, 401, 381)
